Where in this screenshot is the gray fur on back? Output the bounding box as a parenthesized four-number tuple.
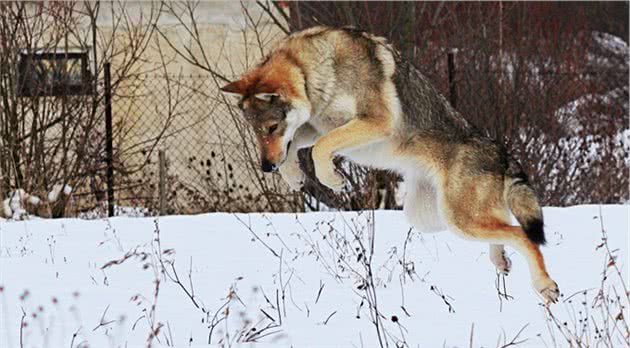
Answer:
(391, 57, 531, 179)
(393, 58, 479, 140)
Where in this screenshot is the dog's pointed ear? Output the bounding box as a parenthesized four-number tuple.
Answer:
(220, 79, 248, 97)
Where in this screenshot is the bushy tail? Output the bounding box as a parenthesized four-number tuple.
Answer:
(505, 176, 546, 245)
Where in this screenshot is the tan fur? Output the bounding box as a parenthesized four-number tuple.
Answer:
(392, 137, 558, 301)
(221, 26, 559, 304)
(312, 119, 392, 190)
(257, 133, 284, 164)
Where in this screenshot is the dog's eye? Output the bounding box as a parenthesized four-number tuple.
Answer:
(268, 124, 278, 134)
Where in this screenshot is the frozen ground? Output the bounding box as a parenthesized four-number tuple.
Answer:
(1, 205, 628, 347)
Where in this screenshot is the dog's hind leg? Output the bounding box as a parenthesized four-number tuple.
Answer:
(446, 213, 558, 303)
(489, 244, 512, 275)
(489, 211, 512, 275)
(402, 178, 446, 233)
(439, 175, 559, 303)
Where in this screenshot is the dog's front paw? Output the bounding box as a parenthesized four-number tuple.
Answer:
(314, 164, 345, 192)
(535, 277, 560, 304)
(311, 146, 345, 192)
(284, 173, 305, 191)
(279, 162, 305, 191)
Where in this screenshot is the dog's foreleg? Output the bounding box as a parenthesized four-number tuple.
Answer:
(278, 123, 320, 191)
(311, 118, 390, 191)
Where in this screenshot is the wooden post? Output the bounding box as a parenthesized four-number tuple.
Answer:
(104, 62, 114, 217)
(159, 150, 166, 216)
(447, 51, 457, 109)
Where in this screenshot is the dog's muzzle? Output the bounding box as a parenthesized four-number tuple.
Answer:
(261, 158, 277, 172)
(261, 141, 291, 173)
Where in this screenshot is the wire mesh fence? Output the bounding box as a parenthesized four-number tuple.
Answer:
(1, 51, 627, 219)
(103, 73, 302, 216)
(1, 2, 626, 220)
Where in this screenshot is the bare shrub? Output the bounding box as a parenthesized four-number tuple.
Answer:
(286, 2, 629, 207)
(542, 207, 629, 347)
(0, 2, 166, 217)
(102, 219, 284, 346)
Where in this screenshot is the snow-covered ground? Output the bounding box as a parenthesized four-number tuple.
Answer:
(1, 205, 628, 347)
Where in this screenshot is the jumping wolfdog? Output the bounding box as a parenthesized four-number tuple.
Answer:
(221, 26, 559, 303)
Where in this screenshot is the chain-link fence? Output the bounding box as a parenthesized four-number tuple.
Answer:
(2, 52, 627, 219)
(104, 61, 628, 216)
(104, 73, 303, 216)
(0, 64, 392, 219)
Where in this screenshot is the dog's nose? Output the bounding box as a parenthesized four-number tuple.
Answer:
(261, 159, 277, 172)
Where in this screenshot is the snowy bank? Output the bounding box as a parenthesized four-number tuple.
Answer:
(1, 205, 628, 347)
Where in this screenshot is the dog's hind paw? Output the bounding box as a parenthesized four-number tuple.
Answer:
(491, 253, 512, 275)
(536, 278, 560, 304)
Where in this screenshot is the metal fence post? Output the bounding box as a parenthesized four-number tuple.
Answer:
(159, 149, 167, 215)
(447, 50, 457, 109)
(104, 62, 114, 217)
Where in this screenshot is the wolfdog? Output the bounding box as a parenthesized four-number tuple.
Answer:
(221, 26, 559, 303)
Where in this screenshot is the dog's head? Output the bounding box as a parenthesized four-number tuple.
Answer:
(221, 54, 310, 172)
